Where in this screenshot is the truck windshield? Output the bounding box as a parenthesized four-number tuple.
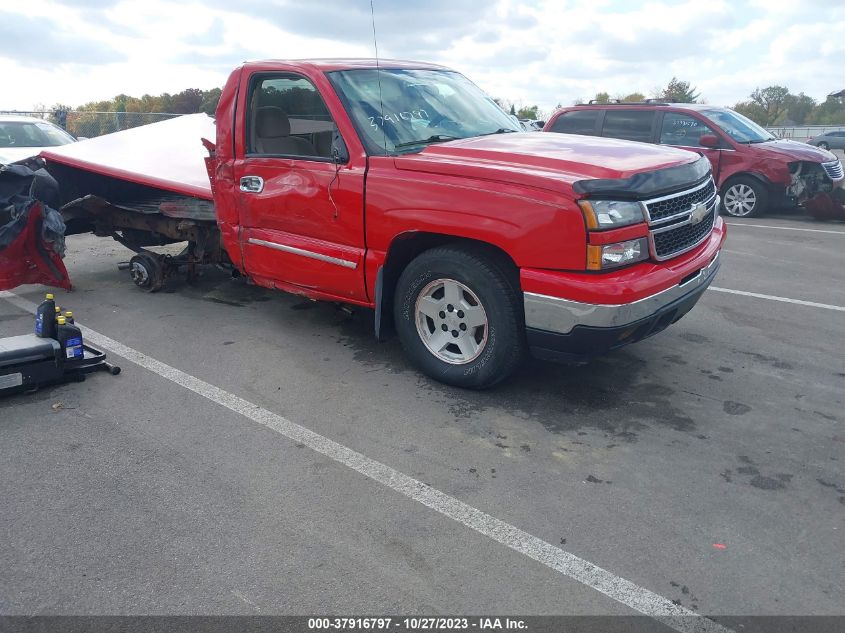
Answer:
(327, 68, 521, 155)
(701, 109, 775, 144)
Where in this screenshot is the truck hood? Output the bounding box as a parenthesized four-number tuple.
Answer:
(751, 138, 837, 163)
(393, 133, 700, 194)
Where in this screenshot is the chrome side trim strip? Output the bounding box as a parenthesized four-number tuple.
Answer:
(523, 251, 721, 335)
(248, 238, 358, 269)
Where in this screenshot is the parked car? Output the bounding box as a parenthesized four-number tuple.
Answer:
(807, 130, 845, 151)
(544, 103, 843, 217)
(0, 115, 77, 165)
(519, 119, 545, 132)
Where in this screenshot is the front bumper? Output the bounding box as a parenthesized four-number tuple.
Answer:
(523, 250, 721, 363)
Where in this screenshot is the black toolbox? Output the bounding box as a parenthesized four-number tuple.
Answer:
(0, 333, 119, 396)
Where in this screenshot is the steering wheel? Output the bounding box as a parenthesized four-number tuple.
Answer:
(427, 115, 462, 132)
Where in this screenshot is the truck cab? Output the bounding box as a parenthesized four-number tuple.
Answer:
(203, 60, 726, 388)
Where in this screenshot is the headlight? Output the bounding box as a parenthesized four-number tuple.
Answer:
(587, 238, 649, 270)
(578, 199, 645, 229)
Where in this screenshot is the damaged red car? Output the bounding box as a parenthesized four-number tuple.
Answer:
(545, 103, 845, 218)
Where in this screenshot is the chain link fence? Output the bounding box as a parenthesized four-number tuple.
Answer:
(0, 110, 181, 139)
(766, 125, 845, 142)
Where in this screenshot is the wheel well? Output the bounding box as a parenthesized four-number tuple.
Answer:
(721, 172, 771, 193)
(375, 233, 519, 340)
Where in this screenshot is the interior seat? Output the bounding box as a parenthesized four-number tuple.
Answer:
(254, 106, 316, 156)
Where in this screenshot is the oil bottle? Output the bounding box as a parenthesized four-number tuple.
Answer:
(56, 315, 84, 362)
(35, 293, 57, 339)
(64, 311, 75, 324)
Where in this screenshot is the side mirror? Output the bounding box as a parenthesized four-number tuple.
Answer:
(331, 131, 349, 164)
(699, 134, 719, 149)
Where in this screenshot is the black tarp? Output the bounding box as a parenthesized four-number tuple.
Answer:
(0, 163, 70, 290)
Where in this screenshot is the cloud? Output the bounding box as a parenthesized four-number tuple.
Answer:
(0, 10, 127, 68)
(0, 0, 841, 117)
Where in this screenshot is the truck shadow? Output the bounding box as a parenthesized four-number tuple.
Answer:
(331, 302, 696, 441)
(163, 272, 698, 441)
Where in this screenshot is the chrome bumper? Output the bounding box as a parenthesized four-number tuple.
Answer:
(523, 251, 721, 335)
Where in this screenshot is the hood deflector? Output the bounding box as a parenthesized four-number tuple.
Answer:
(573, 156, 712, 199)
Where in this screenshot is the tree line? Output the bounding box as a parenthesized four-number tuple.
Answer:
(43, 79, 845, 132)
(512, 78, 845, 128)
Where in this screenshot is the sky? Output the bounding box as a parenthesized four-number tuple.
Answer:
(1, 0, 843, 116)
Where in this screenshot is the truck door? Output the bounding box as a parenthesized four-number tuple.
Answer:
(234, 72, 367, 303)
(656, 112, 722, 181)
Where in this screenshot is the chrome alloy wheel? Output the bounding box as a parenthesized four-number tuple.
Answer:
(415, 278, 488, 365)
(723, 183, 757, 216)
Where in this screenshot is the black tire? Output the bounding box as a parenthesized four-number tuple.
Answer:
(818, 142, 829, 150)
(721, 176, 768, 218)
(129, 252, 164, 292)
(393, 245, 526, 389)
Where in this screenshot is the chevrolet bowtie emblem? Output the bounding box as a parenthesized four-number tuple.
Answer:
(689, 202, 708, 225)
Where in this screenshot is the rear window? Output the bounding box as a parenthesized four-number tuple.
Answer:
(600, 110, 655, 143)
(549, 110, 599, 135)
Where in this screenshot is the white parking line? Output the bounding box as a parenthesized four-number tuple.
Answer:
(725, 222, 845, 236)
(709, 287, 845, 312)
(0, 290, 731, 633)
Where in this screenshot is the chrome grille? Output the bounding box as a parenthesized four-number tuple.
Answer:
(652, 206, 716, 260)
(641, 178, 719, 261)
(645, 179, 716, 224)
(823, 160, 844, 181)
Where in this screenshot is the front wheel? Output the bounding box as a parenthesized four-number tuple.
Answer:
(393, 246, 526, 389)
(721, 177, 768, 217)
(817, 142, 830, 150)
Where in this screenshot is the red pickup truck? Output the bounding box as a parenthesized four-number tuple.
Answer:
(25, 59, 726, 388)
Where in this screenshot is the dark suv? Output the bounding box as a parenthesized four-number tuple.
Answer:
(544, 103, 843, 217)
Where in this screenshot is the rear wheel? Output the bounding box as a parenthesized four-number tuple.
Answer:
(721, 176, 768, 217)
(393, 246, 526, 389)
(129, 252, 164, 292)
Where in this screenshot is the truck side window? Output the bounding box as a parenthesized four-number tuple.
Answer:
(601, 110, 655, 143)
(247, 75, 339, 160)
(549, 110, 599, 135)
(659, 113, 718, 148)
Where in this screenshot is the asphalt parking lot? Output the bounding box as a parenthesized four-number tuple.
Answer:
(0, 212, 843, 630)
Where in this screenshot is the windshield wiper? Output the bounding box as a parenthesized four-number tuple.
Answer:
(478, 128, 518, 136)
(393, 135, 461, 150)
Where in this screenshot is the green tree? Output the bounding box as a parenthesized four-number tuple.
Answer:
(516, 105, 539, 119)
(807, 96, 845, 125)
(171, 88, 204, 114)
(591, 92, 611, 104)
(732, 100, 767, 125)
(785, 93, 816, 125)
(660, 77, 700, 103)
(200, 88, 222, 115)
(619, 92, 646, 103)
(748, 86, 790, 125)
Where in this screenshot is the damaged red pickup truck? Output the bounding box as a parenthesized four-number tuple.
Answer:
(19, 60, 726, 388)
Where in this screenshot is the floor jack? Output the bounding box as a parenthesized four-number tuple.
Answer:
(0, 333, 120, 397)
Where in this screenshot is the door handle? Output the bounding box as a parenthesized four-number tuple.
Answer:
(239, 176, 264, 193)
